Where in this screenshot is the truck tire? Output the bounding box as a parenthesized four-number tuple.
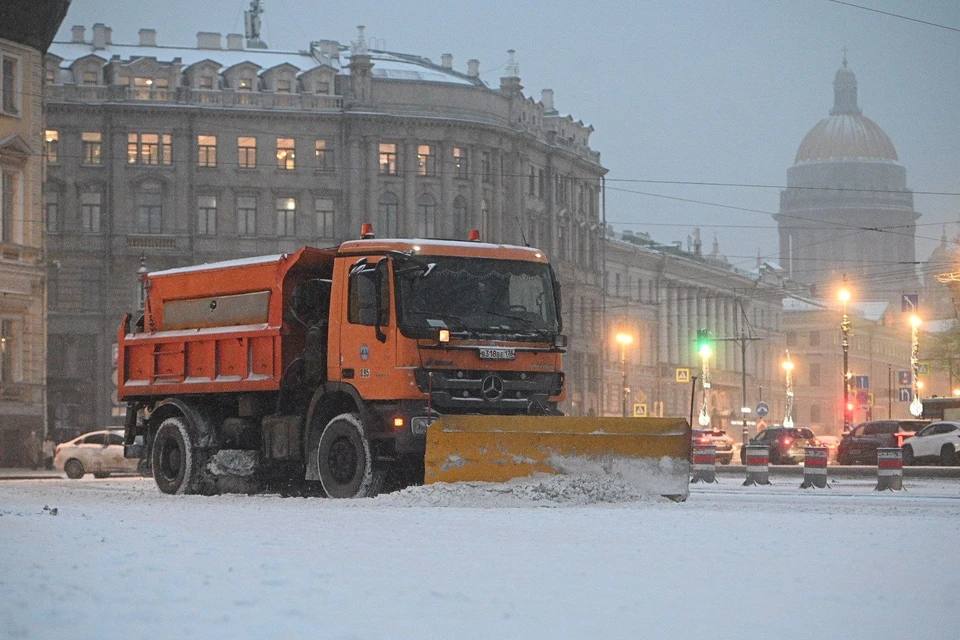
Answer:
(316, 412, 382, 498)
(152, 416, 203, 495)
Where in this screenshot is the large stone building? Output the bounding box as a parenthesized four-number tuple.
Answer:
(776, 57, 919, 304)
(43, 23, 606, 428)
(0, 1, 70, 465)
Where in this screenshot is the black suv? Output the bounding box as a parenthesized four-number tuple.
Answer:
(739, 426, 820, 465)
(837, 420, 928, 465)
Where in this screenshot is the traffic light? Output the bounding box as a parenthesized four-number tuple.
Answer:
(696, 329, 712, 359)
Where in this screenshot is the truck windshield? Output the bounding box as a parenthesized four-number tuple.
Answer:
(395, 256, 559, 339)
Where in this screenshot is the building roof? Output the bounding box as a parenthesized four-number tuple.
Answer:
(0, 0, 70, 52)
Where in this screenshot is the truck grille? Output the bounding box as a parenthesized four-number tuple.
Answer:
(414, 369, 563, 412)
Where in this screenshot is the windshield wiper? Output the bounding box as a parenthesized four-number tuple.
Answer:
(406, 310, 472, 333)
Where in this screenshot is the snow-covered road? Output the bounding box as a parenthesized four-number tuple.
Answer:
(1, 476, 957, 640)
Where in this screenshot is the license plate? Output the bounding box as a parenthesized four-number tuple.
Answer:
(479, 347, 515, 360)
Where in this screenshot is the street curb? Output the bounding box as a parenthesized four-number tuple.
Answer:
(715, 464, 960, 478)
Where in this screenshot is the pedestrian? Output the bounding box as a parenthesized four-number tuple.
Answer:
(42, 437, 55, 470)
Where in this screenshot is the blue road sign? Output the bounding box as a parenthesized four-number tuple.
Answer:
(755, 401, 769, 417)
(901, 294, 919, 313)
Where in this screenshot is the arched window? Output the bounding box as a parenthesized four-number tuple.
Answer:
(452, 195, 467, 236)
(416, 193, 437, 237)
(378, 191, 399, 237)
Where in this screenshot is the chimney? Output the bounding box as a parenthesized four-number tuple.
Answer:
(71, 25, 85, 44)
(440, 53, 452, 69)
(541, 88, 555, 113)
(92, 23, 111, 49)
(197, 32, 222, 49)
(316, 39, 340, 61)
(138, 29, 157, 46)
(226, 33, 244, 50)
(467, 59, 479, 78)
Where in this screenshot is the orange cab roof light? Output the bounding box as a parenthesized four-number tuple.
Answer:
(360, 223, 375, 239)
(467, 229, 480, 242)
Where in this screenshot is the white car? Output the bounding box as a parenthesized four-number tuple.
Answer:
(54, 429, 140, 479)
(901, 422, 960, 466)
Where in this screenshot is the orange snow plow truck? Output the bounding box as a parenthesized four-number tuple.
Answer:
(118, 228, 690, 499)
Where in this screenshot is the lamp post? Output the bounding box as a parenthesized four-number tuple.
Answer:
(782, 351, 795, 429)
(838, 284, 852, 434)
(615, 332, 634, 418)
(909, 313, 923, 417)
(697, 337, 713, 427)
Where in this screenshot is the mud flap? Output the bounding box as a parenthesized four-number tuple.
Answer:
(424, 416, 691, 500)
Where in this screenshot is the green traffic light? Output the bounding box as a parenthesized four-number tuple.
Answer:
(698, 343, 712, 359)
(696, 329, 712, 359)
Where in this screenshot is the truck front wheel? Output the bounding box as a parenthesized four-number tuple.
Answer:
(152, 416, 203, 495)
(316, 413, 382, 498)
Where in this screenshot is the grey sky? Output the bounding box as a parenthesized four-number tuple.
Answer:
(56, 0, 960, 270)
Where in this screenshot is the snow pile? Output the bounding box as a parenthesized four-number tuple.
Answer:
(205, 449, 258, 476)
(378, 455, 689, 507)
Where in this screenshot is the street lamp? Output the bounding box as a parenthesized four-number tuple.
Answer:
(615, 332, 634, 418)
(697, 332, 713, 427)
(781, 352, 795, 429)
(838, 283, 852, 434)
(909, 313, 923, 417)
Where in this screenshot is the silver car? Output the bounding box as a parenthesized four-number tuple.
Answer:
(54, 430, 140, 479)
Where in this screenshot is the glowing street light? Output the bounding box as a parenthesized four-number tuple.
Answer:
(615, 331, 634, 418)
(838, 280, 853, 433)
(782, 352, 795, 429)
(909, 314, 923, 417)
(696, 329, 713, 427)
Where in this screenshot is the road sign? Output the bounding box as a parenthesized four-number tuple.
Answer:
(854, 375, 869, 389)
(898, 388, 912, 402)
(755, 401, 769, 417)
(633, 403, 647, 417)
(675, 368, 690, 383)
(897, 370, 911, 386)
(918, 363, 929, 375)
(901, 294, 919, 313)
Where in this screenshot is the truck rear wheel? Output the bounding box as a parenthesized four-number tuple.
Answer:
(316, 412, 382, 498)
(152, 416, 203, 495)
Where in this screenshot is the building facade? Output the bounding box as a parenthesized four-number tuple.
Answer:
(776, 57, 919, 304)
(0, 1, 70, 465)
(44, 24, 605, 428)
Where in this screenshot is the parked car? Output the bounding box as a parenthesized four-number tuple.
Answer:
(901, 421, 960, 466)
(815, 435, 841, 463)
(691, 429, 735, 464)
(54, 429, 140, 479)
(739, 426, 821, 464)
(837, 420, 928, 465)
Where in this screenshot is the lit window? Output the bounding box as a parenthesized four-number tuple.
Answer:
(132, 77, 155, 99)
(276, 138, 295, 170)
(238, 76, 253, 90)
(275, 197, 297, 236)
(452, 146, 468, 179)
(379, 143, 398, 176)
(79, 191, 102, 233)
(44, 130, 59, 164)
(82, 132, 102, 165)
(314, 198, 335, 238)
(197, 195, 217, 235)
(416, 144, 436, 177)
(127, 132, 172, 165)
(1, 54, 20, 116)
(197, 135, 217, 167)
(236, 195, 257, 235)
(237, 136, 257, 169)
(0, 319, 18, 384)
(315, 139, 333, 172)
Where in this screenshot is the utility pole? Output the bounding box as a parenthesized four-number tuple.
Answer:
(711, 329, 764, 448)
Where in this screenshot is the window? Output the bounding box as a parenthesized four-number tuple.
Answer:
(452, 146, 468, 179)
(238, 76, 254, 90)
(417, 144, 436, 176)
(315, 198, 334, 238)
(44, 130, 59, 163)
(808, 362, 821, 387)
(809, 331, 821, 347)
(197, 135, 217, 167)
(417, 193, 437, 237)
(481, 151, 491, 183)
(348, 261, 388, 326)
(238, 136, 257, 169)
(1, 54, 20, 116)
(379, 192, 399, 236)
(199, 75, 215, 90)
(315, 139, 333, 172)
(315, 81, 330, 94)
(528, 165, 536, 195)
(80, 191, 102, 233)
(45, 67, 56, 84)
(136, 182, 162, 233)
(453, 196, 468, 234)
(0, 319, 17, 383)
(276, 78, 292, 93)
(82, 433, 106, 446)
(131, 76, 168, 99)
(197, 195, 216, 235)
(45, 191, 59, 232)
(1, 170, 20, 242)
(236, 195, 257, 235)
(379, 143, 398, 176)
(82, 132, 102, 165)
(81, 69, 98, 85)
(538, 169, 545, 198)
(127, 133, 172, 165)
(275, 197, 296, 236)
(276, 138, 295, 170)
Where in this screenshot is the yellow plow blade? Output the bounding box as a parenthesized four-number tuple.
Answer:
(424, 416, 691, 499)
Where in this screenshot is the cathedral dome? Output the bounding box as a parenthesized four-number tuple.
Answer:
(794, 57, 898, 164)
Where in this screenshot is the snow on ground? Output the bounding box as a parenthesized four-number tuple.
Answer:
(1, 475, 957, 640)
